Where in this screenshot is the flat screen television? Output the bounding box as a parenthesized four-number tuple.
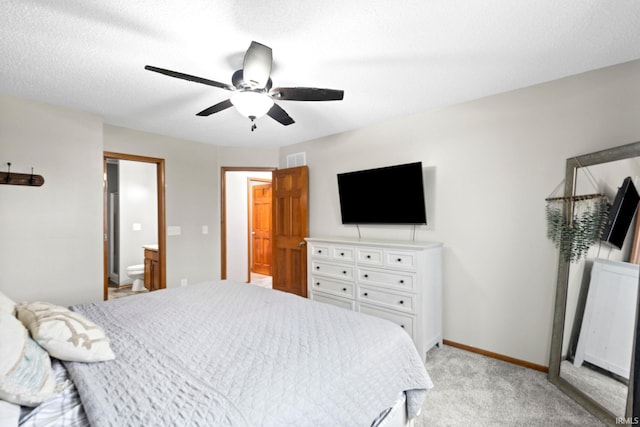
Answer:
(337, 162, 427, 225)
(601, 176, 640, 249)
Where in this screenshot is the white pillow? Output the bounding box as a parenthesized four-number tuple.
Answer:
(0, 312, 59, 406)
(17, 302, 115, 363)
(0, 291, 16, 316)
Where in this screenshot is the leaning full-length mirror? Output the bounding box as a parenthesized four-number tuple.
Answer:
(549, 141, 640, 425)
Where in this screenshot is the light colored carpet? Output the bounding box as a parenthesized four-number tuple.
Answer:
(416, 345, 605, 426)
(250, 273, 272, 289)
(560, 360, 627, 417)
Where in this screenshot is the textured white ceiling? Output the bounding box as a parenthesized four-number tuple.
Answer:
(2, 0, 640, 148)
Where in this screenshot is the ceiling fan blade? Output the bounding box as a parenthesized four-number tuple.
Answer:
(242, 41, 272, 88)
(270, 87, 344, 101)
(267, 103, 295, 126)
(196, 99, 233, 116)
(145, 65, 233, 91)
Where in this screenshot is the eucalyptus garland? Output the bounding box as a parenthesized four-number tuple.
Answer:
(546, 197, 610, 262)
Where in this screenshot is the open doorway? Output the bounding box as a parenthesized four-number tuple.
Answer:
(221, 167, 275, 288)
(249, 178, 272, 287)
(103, 152, 166, 300)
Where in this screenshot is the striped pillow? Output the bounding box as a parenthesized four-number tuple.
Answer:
(0, 312, 58, 406)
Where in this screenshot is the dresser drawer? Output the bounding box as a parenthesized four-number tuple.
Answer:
(311, 261, 354, 280)
(310, 243, 355, 261)
(310, 276, 354, 298)
(385, 250, 417, 270)
(359, 285, 415, 313)
(332, 246, 355, 261)
(306, 236, 443, 359)
(311, 291, 355, 311)
(310, 243, 331, 258)
(358, 302, 415, 339)
(357, 248, 384, 265)
(358, 268, 415, 291)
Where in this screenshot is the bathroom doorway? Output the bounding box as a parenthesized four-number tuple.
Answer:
(103, 152, 166, 300)
(221, 167, 275, 288)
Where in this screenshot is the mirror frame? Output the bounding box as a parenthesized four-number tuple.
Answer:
(548, 140, 640, 426)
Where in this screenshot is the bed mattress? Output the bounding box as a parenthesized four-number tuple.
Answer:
(61, 281, 432, 426)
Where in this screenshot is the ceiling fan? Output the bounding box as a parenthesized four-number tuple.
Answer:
(145, 41, 344, 131)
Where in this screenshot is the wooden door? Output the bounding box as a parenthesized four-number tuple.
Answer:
(251, 182, 272, 275)
(272, 166, 308, 297)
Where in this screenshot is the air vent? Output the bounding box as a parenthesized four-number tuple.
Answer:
(286, 152, 307, 168)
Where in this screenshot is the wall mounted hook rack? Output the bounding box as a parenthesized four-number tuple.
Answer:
(0, 163, 45, 187)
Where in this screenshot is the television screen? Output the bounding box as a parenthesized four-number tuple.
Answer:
(601, 176, 640, 249)
(337, 162, 427, 224)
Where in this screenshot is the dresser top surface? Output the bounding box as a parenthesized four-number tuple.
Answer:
(305, 236, 443, 250)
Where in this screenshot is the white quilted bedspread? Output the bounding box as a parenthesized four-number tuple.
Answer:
(64, 281, 433, 426)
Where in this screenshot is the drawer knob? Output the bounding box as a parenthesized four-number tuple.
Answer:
(399, 300, 404, 305)
(318, 250, 322, 254)
(363, 292, 368, 297)
(400, 325, 405, 329)
(397, 258, 402, 262)
(316, 282, 320, 286)
(399, 280, 404, 284)
(316, 266, 320, 270)
(363, 274, 369, 278)
(342, 270, 347, 274)
(340, 252, 345, 256)
(367, 255, 371, 259)
(342, 287, 347, 292)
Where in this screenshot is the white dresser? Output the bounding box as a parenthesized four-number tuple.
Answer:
(306, 236, 443, 359)
(573, 259, 639, 379)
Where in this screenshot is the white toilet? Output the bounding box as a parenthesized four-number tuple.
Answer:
(126, 264, 145, 291)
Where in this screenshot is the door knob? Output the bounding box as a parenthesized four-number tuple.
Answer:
(298, 241, 306, 247)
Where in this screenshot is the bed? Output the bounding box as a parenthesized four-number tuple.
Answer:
(9, 280, 433, 426)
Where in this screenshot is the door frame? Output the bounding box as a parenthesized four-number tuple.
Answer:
(103, 152, 167, 300)
(220, 167, 276, 280)
(247, 178, 273, 281)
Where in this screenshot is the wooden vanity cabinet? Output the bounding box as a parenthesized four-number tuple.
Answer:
(144, 248, 160, 291)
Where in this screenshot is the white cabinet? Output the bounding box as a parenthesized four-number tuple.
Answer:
(573, 259, 639, 379)
(306, 236, 443, 359)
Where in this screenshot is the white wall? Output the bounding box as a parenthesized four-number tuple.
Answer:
(0, 94, 104, 306)
(103, 127, 280, 288)
(217, 146, 279, 168)
(118, 160, 158, 284)
(279, 59, 640, 366)
(0, 96, 279, 306)
(103, 125, 221, 288)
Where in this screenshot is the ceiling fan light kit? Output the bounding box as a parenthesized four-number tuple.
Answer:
(230, 91, 274, 120)
(145, 41, 344, 131)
